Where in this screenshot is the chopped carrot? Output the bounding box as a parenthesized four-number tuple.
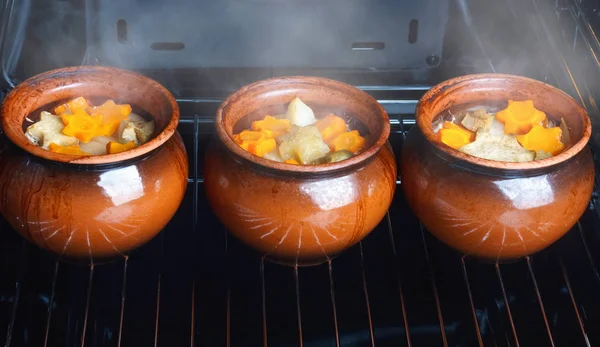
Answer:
(251, 116, 291, 138)
(496, 100, 546, 135)
(106, 141, 137, 154)
(54, 97, 90, 115)
(48, 143, 90, 156)
(89, 100, 132, 137)
(316, 114, 347, 142)
(233, 130, 277, 157)
(329, 130, 366, 153)
(60, 109, 103, 143)
(284, 158, 299, 165)
(242, 138, 277, 157)
(516, 124, 565, 156)
(233, 130, 264, 144)
(437, 121, 474, 149)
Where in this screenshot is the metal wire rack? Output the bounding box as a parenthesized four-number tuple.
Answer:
(1, 104, 600, 347)
(2, 0, 600, 346)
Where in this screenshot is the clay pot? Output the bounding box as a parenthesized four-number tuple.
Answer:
(0, 66, 188, 262)
(401, 73, 594, 260)
(205, 76, 396, 266)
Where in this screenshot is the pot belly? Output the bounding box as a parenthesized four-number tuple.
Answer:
(205, 141, 396, 266)
(401, 128, 595, 260)
(0, 133, 188, 262)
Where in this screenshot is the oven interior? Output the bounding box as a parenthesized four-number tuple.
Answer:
(1, 0, 600, 346)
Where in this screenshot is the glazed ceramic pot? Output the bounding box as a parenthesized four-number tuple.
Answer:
(0, 66, 188, 262)
(401, 73, 594, 260)
(205, 76, 396, 266)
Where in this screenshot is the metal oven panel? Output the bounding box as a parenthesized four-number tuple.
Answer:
(84, 0, 448, 70)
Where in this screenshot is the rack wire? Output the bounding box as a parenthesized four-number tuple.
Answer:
(1, 108, 599, 346)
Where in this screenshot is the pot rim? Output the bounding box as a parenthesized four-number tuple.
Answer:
(0, 65, 180, 165)
(416, 73, 592, 170)
(215, 76, 391, 174)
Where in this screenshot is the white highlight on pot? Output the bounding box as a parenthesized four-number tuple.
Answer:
(97, 165, 144, 206)
(299, 175, 357, 211)
(494, 175, 554, 210)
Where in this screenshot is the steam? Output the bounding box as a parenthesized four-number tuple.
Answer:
(453, 0, 539, 78)
(1, 0, 543, 94)
(0, 0, 30, 88)
(2, 0, 86, 85)
(79, 0, 362, 94)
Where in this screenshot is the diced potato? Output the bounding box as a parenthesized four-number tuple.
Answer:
(25, 111, 79, 149)
(460, 109, 494, 132)
(128, 113, 145, 123)
(286, 97, 316, 127)
(263, 149, 283, 162)
(118, 121, 137, 144)
(79, 140, 108, 155)
(133, 120, 155, 144)
(310, 150, 353, 165)
(68, 135, 115, 156)
(470, 108, 488, 118)
(117, 119, 155, 145)
(459, 130, 535, 162)
(488, 118, 506, 137)
(90, 136, 112, 146)
(278, 125, 330, 164)
(535, 150, 552, 160)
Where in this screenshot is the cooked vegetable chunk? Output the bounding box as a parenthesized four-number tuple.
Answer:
(329, 130, 366, 153)
(107, 140, 137, 154)
(495, 100, 546, 135)
(251, 116, 291, 138)
(25, 97, 154, 156)
(438, 121, 474, 149)
(316, 114, 348, 142)
(61, 109, 102, 143)
(286, 97, 317, 127)
(459, 130, 535, 162)
(278, 125, 330, 164)
(516, 124, 565, 155)
(48, 143, 90, 156)
(25, 111, 79, 149)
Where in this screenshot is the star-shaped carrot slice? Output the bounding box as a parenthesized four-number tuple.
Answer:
(516, 124, 565, 156)
(495, 100, 546, 135)
(437, 121, 474, 149)
(61, 109, 102, 143)
(88, 100, 132, 137)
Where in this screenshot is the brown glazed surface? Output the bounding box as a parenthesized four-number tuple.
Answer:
(401, 73, 594, 260)
(0, 66, 188, 261)
(205, 76, 396, 266)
